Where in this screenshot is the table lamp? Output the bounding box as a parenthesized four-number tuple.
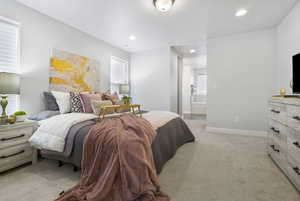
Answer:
(119, 84, 130, 95)
(0, 72, 20, 124)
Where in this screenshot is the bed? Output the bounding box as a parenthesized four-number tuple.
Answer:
(31, 111, 195, 174)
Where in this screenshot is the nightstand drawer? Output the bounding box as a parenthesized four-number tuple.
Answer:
(0, 127, 34, 149)
(0, 143, 33, 168)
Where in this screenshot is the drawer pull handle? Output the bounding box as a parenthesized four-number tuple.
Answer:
(293, 167, 300, 176)
(293, 116, 300, 121)
(271, 109, 280, 114)
(0, 150, 25, 159)
(270, 127, 280, 134)
(293, 142, 300, 149)
(0, 134, 25, 141)
(270, 145, 280, 153)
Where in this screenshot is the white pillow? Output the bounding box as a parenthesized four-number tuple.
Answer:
(51, 91, 70, 114)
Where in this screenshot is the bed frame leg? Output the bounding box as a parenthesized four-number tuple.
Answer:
(58, 160, 64, 167)
(73, 165, 78, 172)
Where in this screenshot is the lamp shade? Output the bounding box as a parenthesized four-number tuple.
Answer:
(119, 84, 130, 94)
(0, 72, 20, 94)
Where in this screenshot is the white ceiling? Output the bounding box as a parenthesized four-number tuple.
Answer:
(173, 44, 207, 58)
(18, 0, 299, 52)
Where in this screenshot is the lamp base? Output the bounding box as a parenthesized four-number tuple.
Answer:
(0, 115, 8, 125)
(0, 95, 8, 125)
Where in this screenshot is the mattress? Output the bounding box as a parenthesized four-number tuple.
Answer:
(41, 117, 195, 174)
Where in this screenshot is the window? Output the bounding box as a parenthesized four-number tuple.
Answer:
(0, 16, 20, 115)
(110, 56, 129, 94)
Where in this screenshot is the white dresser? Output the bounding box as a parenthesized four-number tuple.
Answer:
(0, 120, 38, 173)
(268, 97, 300, 190)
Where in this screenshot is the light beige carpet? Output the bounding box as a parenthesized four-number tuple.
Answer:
(0, 120, 299, 201)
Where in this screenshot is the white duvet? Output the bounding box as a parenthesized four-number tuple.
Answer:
(143, 111, 179, 130)
(29, 111, 179, 153)
(29, 113, 98, 152)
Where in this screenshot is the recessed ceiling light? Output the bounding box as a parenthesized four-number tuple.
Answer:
(190, 49, 196, 53)
(129, 35, 136, 40)
(235, 9, 248, 17)
(153, 0, 175, 12)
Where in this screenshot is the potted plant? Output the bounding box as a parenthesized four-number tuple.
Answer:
(14, 111, 27, 122)
(122, 96, 132, 105)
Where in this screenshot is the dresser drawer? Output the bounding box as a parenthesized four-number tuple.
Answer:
(0, 143, 33, 168)
(286, 155, 300, 189)
(287, 104, 300, 118)
(287, 128, 300, 164)
(269, 120, 287, 146)
(269, 103, 286, 124)
(287, 105, 300, 129)
(287, 115, 300, 130)
(268, 138, 287, 169)
(0, 127, 34, 149)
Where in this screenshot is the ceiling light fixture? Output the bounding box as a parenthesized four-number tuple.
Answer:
(190, 49, 196, 53)
(129, 35, 136, 40)
(235, 9, 248, 17)
(153, 0, 175, 12)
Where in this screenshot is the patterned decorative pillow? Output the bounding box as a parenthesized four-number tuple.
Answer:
(70, 92, 84, 113)
(91, 100, 114, 116)
(102, 92, 120, 104)
(80, 93, 102, 113)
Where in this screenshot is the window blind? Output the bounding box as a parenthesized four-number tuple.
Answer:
(0, 17, 20, 115)
(0, 19, 19, 73)
(5, 94, 20, 115)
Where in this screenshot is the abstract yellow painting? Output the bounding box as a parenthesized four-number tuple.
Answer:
(49, 49, 100, 92)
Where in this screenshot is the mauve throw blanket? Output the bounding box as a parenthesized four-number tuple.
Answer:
(55, 114, 169, 201)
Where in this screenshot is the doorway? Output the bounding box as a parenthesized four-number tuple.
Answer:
(182, 56, 207, 120)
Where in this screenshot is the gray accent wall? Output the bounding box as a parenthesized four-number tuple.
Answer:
(207, 29, 276, 131)
(1, 0, 130, 115)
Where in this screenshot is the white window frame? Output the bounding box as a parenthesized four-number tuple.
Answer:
(110, 56, 129, 94)
(0, 16, 20, 115)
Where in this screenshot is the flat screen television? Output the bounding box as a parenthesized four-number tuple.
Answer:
(293, 53, 300, 94)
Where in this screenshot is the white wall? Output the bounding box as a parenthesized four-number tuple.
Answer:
(207, 29, 276, 131)
(170, 48, 178, 113)
(277, 2, 300, 94)
(131, 47, 171, 111)
(1, 0, 130, 115)
(178, 57, 183, 115)
(182, 64, 192, 114)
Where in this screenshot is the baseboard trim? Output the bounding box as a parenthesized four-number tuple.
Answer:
(206, 127, 267, 137)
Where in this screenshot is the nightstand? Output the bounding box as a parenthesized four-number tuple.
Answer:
(0, 120, 38, 173)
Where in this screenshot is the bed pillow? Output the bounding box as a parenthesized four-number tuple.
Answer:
(91, 100, 114, 116)
(51, 91, 71, 114)
(80, 93, 102, 113)
(43, 92, 59, 111)
(28, 110, 60, 121)
(70, 92, 84, 113)
(102, 92, 120, 104)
